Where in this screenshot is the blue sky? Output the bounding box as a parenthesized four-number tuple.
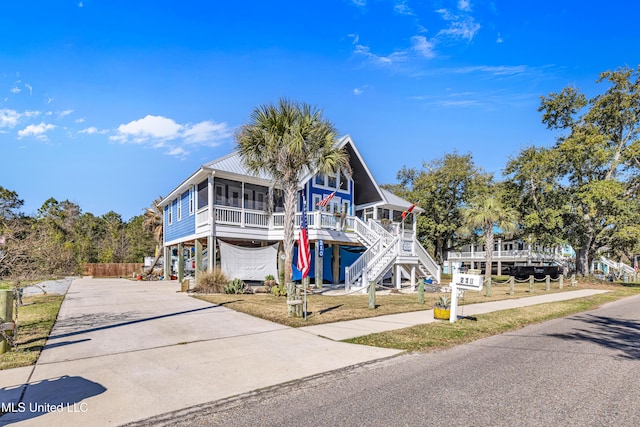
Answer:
(1, 0, 638, 220)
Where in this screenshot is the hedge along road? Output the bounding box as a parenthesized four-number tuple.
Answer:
(138, 293, 640, 427)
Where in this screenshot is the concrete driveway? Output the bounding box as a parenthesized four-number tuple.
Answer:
(0, 278, 400, 426)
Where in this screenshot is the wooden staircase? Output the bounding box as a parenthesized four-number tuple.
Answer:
(344, 218, 441, 290)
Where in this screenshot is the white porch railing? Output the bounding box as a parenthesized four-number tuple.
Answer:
(345, 239, 382, 288)
(352, 217, 381, 247)
(368, 219, 396, 246)
(415, 239, 441, 283)
(599, 256, 634, 275)
(447, 250, 554, 261)
(196, 207, 209, 227)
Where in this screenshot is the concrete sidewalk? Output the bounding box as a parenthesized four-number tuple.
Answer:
(0, 280, 608, 426)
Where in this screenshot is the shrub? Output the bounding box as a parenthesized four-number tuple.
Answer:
(435, 295, 451, 309)
(193, 268, 228, 293)
(271, 283, 287, 297)
(264, 274, 276, 291)
(224, 278, 251, 294)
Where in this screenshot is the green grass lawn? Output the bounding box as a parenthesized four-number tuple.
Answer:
(0, 295, 64, 370)
(195, 281, 640, 350)
(346, 287, 640, 351)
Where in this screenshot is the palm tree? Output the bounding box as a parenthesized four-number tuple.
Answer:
(461, 193, 519, 296)
(236, 99, 350, 312)
(142, 196, 164, 274)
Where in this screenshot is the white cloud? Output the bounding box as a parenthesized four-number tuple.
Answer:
(57, 109, 74, 119)
(10, 87, 20, 94)
(17, 122, 56, 140)
(78, 126, 99, 134)
(354, 44, 409, 65)
(436, 9, 481, 41)
(78, 1, 83, 7)
(182, 120, 232, 145)
(112, 115, 182, 143)
(166, 146, 188, 157)
(394, 1, 414, 16)
(24, 83, 32, 95)
(111, 114, 232, 157)
(353, 88, 363, 95)
(452, 65, 527, 76)
(496, 32, 504, 43)
(458, 0, 471, 12)
(348, 33, 359, 44)
(0, 109, 20, 128)
(411, 36, 436, 59)
(75, 117, 86, 123)
(351, 0, 366, 6)
(441, 21, 480, 40)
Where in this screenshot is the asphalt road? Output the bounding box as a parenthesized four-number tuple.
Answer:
(129, 293, 640, 427)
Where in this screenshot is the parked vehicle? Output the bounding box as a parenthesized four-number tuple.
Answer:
(509, 265, 560, 280)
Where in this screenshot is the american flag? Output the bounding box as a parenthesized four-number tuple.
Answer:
(297, 196, 311, 278)
(316, 191, 336, 208)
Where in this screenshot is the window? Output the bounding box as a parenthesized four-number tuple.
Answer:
(315, 174, 324, 186)
(339, 172, 349, 191)
(313, 195, 322, 211)
(189, 185, 195, 215)
(167, 205, 173, 225)
(343, 201, 350, 215)
(256, 192, 265, 211)
(231, 190, 240, 207)
(327, 174, 337, 188)
(215, 184, 224, 205)
(197, 180, 208, 209)
(273, 189, 285, 212)
(377, 208, 390, 220)
(177, 198, 182, 221)
(243, 183, 269, 211)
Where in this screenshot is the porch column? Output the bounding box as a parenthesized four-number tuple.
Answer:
(163, 245, 171, 280)
(315, 240, 323, 288)
(195, 239, 203, 283)
(177, 242, 184, 283)
(410, 265, 416, 291)
(207, 235, 216, 272)
(497, 260, 502, 276)
(413, 213, 417, 236)
(332, 244, 340, 285)
(395, 263, 402, 289)
(208, 173, 215, 227)
(241, 181, 245, 227)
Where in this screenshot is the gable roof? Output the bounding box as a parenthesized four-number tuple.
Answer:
(380, 188, 424, 213)
(202, 151, 271, 180)
(160, 135, 416, 210)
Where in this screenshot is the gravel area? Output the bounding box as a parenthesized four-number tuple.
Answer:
(21, 277, 76, 296)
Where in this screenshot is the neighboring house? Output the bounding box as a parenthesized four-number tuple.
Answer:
(591, 256, 634, 278)
(158, 135, 440, 289)
(445, 241, 572, 275)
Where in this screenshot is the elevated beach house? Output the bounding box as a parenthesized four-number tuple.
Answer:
(158, 135, 440, 289)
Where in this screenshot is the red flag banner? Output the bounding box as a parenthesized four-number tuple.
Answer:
(316, 191, 336, 208)
(297, 197, 311, 278)
(401, 203, 416, 220)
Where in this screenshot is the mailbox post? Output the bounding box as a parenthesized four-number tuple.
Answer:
(450, 273, 483, 323)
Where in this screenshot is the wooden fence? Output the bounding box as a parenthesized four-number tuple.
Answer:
(83, 263, 143, 278)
